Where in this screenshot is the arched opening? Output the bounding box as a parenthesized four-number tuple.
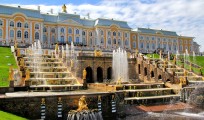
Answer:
(86, 67, 93, 83)
(151, 71, 154, 78)
(144, 67, 147, 76)
(166, 79, 171, 82)
(107, 67, 112, 79)
(138, 64, 141, 74)
(97, 67, 103, 83)
(158, 75, 162, 80)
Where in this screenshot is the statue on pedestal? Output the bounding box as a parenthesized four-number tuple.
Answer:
(20, 58, 25, 67)
(83, 68, 87, 80)
(8, 65, 14, 81)
(77, 96, 88, 112)
(25, 68, 30, 80)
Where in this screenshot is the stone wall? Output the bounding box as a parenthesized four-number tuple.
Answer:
(0, 93, 120, 120)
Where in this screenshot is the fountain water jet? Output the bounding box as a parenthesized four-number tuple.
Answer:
(112, 48, 129, 84)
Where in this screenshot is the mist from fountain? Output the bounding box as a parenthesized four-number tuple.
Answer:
(193, 51, 196, 65)
(112, 48, 129, 83)
(31, 40, 45, 84)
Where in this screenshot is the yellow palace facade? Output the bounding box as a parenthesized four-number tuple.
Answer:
(0, 4, 199, 54)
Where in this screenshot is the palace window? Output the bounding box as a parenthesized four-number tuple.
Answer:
(125, 40, 128, 46)
(43, 27, 47, 32)
(174, 45, 177, 51)
(89, 38, 92, 45)
(68, 28, 72, 34)
(118, 32, 121, 36)
(101, 30, 103, 35)
(158, 43, 161, 48)
(146, 37, 149, 40)
(108, 31, 111, 36)
(60, 36, 64, 43)
(68, 36, 72, 43)
(101, 38, 104, 44)
(0, 20, 3, 26)
(163, 38, 166, 41)
(17, 22, 22, 28)
(113, 32, 116, 36)
(133, 42, 136, 48)
(10, 30, 14, 37)
(147, 43, 149, 49)
(35, 24, 39, 29)
(169, 45, 171, 50)
(118, 39, 121, 46)
(180, 45, 183, 51)
(43, 35, 47, 42)
(76, 37, 79, 43)
(108, 38, 111, 45)
(125, 33, 128, 37)
(24, 31, 29, 38)
(157, 38, 160, 41)
(152, 37, 155, 40)
(35, 32, 39, 39)
(139, 36, 143, 40)
(133, 35, 136, 40)
(76, 29, 79, 34)
(82, 38, 86, 45)
(17, 30, 21, 38)
(10, 21, 14, 27)
(163, 44, 166, 50)
(51, 28, 55, 33)
(140, 43, 143, 48)
(173, 39, 177, 42)
(82, 31, 86, 36)
(89, 32, 92, 36)
(0, 29, 2, 37)
(24, 23, 29, 28)
(113, 38, 116, 44)
(52, 36, 55, 43)
(61, 28, 64, 33)
(152, 43, 155, 49)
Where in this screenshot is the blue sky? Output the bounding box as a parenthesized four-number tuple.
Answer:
(2, 0, 204, 51)
(0, 0, 100, 5)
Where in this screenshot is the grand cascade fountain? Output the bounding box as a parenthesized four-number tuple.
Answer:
(0, 41, 204, 120)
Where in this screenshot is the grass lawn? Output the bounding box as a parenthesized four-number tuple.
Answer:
(0, 47, 17, 86)
(145, 54, 160, 59)
(0, 110, 27, 120)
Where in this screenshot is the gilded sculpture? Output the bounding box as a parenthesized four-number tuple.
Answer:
(8, 65, 14, 81)
(83, 68, 87, 80)
(77, 96, 88, 112)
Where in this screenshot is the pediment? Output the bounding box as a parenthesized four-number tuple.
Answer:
(60, 19, 82, 26)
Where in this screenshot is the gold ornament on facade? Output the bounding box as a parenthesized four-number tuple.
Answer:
(94, 50, 102, 57)
(62, 4, 67, 13)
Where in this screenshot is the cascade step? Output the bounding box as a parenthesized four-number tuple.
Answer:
(124, 94, 180, 100)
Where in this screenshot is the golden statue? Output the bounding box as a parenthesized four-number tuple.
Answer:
(184, 69, 188, 76)
(20, 58, 25, 67)
(62, 4, 67, 13)
(159, 50, 162, 59)
(70, 59, 74, 68)
(173, 56, 176, 65)
(17, 49, 21, 57)
(116, 77, 122, 85)
(83, 68, 87, 80)
(55, 43, 59, 53)
(14, 42, 18, 50)
(77, 96, 88, 112)
(41, 98, 45, 104)
(135, 49, 139, 55)
(8, 65, 14, 81)
(25, 68, 30, 80)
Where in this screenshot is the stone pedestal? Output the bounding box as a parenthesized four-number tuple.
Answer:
(83, 79, 87, 89)
(25, 80, 31, 87)
(9, 80, 14, 87)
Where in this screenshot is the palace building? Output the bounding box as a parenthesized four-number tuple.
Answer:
(0, 4, 200, 54)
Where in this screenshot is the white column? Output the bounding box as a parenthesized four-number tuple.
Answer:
(6, 19, 9, 44)
(30, 22, 32, 44)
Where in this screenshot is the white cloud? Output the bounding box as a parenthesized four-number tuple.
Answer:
(3, 0, 204, 51)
